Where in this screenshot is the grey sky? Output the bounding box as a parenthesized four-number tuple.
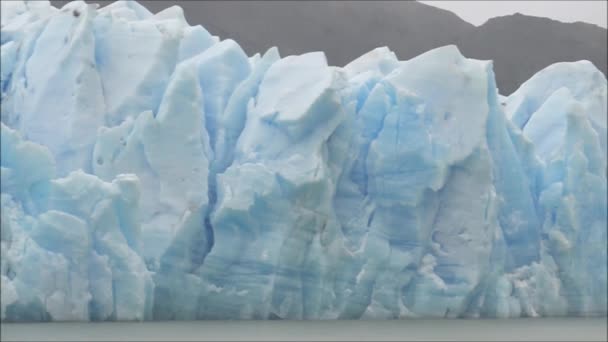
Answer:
(419, 1, 608, 28)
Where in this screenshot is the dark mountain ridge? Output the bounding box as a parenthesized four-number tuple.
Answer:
(458, 12, 607, 93)
(49, 0, 608, 94)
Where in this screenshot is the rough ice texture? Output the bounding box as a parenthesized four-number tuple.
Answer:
(0, 0, 606, 321)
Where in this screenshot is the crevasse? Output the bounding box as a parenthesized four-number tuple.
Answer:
(0, 0, 606, 321)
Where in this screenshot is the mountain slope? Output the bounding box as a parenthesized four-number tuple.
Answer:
(49, 0, 607, 94)
(456, 13, 607, 93)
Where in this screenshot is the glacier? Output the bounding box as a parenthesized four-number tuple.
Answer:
(0, 0, 606, 321)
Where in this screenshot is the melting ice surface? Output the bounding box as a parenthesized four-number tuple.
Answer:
(0, 0, 606, 321)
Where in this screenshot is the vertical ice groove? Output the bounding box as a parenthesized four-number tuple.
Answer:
(0, 1, 606, 321)
(485, 64, 542, 270)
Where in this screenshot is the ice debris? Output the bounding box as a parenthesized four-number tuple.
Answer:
(1, 0, 606, 321)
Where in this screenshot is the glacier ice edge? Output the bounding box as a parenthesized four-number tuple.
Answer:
(0, 0, 606, 321)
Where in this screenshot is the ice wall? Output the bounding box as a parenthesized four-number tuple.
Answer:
(1, 0, 606, 321)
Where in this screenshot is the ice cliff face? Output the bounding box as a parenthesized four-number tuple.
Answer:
(1, 0, 606, 321)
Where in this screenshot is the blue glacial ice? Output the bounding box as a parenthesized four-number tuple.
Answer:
(0, 0, 606, 321)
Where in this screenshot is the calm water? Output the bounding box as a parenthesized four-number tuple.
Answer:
(2, 318, 607, 341)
